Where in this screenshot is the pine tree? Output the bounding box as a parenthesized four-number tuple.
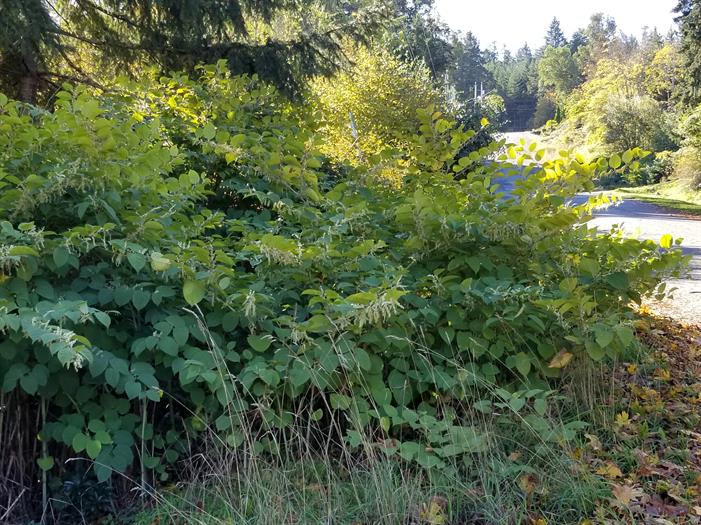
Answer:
(389, 0, 454, 78)
(545, 17, 567, 48)
(0, 0, 63, 103)
(451, 32, 493, 101)
(0, 0, 387, 103)
(569, 30, 588, 54)
(675, 0, 701, 100)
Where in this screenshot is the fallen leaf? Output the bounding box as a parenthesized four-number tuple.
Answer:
(596, 461, 623, 479)
(611, 484, 639, 507)
(519, 474, 538, 495)
(654, 368, 671, 381)
(418, 497, 447, 525)
(584, 433, 602, 451)
(615, 411, 631, 427)
(508, 451, 523, 462)
(548, 349, 573, 369)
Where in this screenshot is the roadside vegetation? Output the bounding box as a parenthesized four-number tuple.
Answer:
(0, 1, 699, 524)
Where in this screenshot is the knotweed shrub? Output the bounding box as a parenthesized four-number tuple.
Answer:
(0, 63, 686, 520)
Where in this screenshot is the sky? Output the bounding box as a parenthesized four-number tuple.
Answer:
(432, 0, 679, 53)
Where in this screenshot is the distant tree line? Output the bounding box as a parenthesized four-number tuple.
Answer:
(3, 0, 701, 136)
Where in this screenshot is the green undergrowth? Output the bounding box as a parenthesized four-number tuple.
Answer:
(132, 367, 613, 525)
(0, 62, 689, 523)
(134, 318, 701, 525)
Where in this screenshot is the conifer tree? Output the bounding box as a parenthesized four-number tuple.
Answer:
(0, 0, 387, 102)
(675, 0, 701, 99)
(545, 17, 567, 48)
(0, 0, 62, 103)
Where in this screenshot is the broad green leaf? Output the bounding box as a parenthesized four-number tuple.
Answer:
(150, 252, 171, 272)
(127, 252, 146, 272)
(183, 280, 206, 305)
(53, 247, 70, 268)
(37, 456, 55, 471)
(72, 432, 89, 453)
(124, 381, 141, 399)
(9, 246, 39, 257)
(247, 334, 272, 352)
(86, 439, 102, 460)
(609, 154, 622, 169)
(513, 352, 531, 376)
(132, 290, 150, 310)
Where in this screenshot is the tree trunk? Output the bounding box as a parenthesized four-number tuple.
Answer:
(18, 42, 40, 105)
(19, 72, 39, 105)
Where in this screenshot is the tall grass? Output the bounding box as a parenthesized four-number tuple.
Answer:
(131, 314, 616, 525)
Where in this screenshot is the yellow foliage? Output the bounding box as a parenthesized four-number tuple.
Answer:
(311, 46, 445, 173)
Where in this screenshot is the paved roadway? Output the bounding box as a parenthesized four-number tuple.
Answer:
(586, 197, 700, 325)
(493, 132, 700, 324)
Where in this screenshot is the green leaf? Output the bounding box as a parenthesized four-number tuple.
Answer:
(150, 252, 171, 272)
(534, 398, 547, 416)
(95, 463, 112, 483)
(127, 252, 146, 272)
(94, 430, 113, 445)
(72, 432, 89, 453)
(201, 122, 216, 140)
(594, 327, 614, 348)
(86, 440, 102, 460)
(513, 352, 531, 377)
(609, 154, 622, 169)
(354, 347, 372, 371)
(37, 456, 55, 471)
(258, 368, 280, 386)
(9, 246, 39, 257)
(438, 327, 455, 345)
(124, 381, 141, 399)
(94, 311, 111, 329)
(473, 400, 492, 414)
(509, 397, 526, 412)
(585, 340, 606, 361)
(172, 325, 189, 346)
(183, 280, 206, 305)
(20, 370, 40, 395)
(579, 257, 600, 277)
(53, 247, 70, 268)
(159, 335, 179, 356)
(616, 325, 635, 347)
(606, 272, 629, 290)
(132, 290, 150, 310)
(247, 334, 272, 352)
(456, 331, 471, 350)
(330, 393, 351, 410)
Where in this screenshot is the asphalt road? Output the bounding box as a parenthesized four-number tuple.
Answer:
(495, 131, 700, 324)
(492, 162, 700, 324)
(586, 197, 701, 325)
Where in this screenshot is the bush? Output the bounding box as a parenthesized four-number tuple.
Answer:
(0, 64, 686, 522)
(312, 46, 446, 169)
(638, 150, 675, 185)
(598, 150, 676, 188)
(532, 93, 557, 128)
(673, 146, 701, 190)
(601, 95, 679, 153)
